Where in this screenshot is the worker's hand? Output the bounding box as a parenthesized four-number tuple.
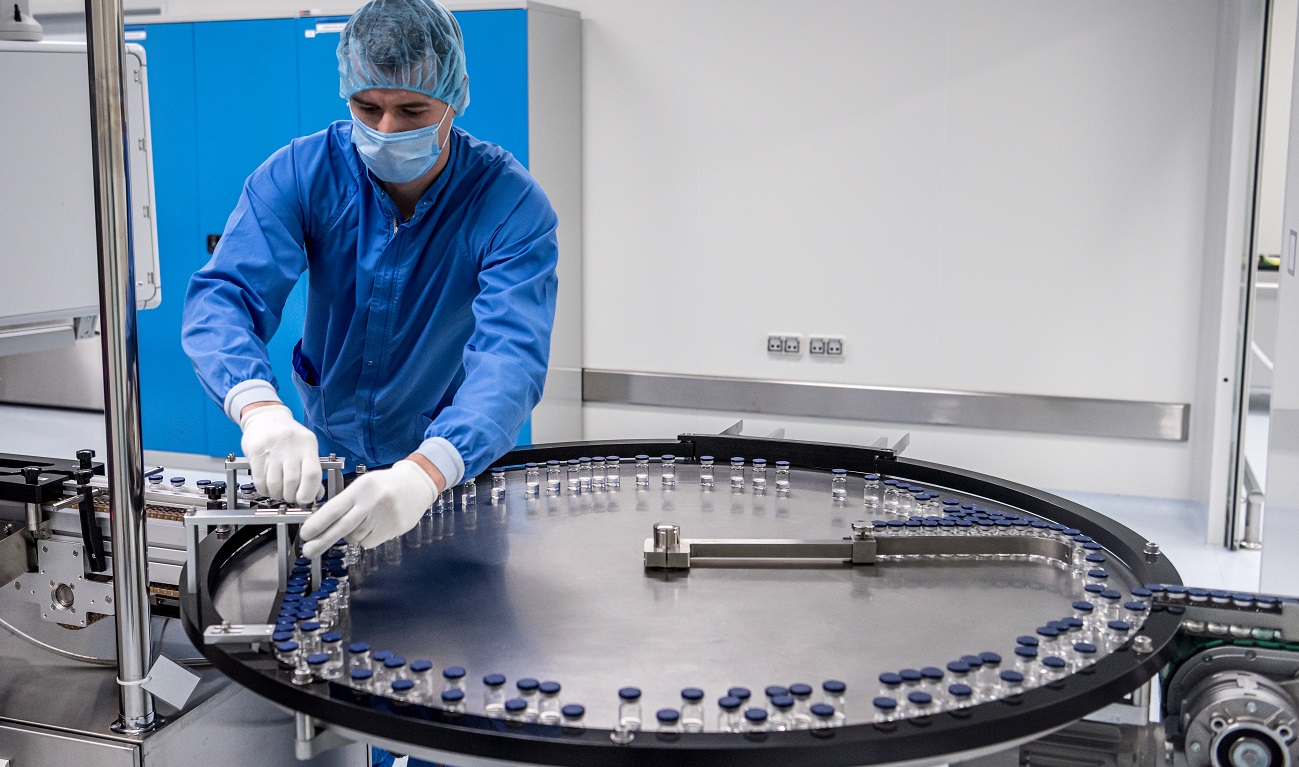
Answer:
(239, 403, 322, 507)
(298, 460, 439, 559)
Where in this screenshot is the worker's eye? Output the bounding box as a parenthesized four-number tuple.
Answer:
(352, 103, 379, 114)
(401, 108, 427, 118)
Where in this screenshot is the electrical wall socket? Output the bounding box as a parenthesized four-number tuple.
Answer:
(826, 337, 843, 356)
(807, 336, 845, 357)
(767, 335, 786, 353)
(808, 338, 826, 355)
(768, 334, 802, 355)
(783, 336, 801, 354)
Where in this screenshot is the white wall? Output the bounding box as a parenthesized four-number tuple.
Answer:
(559, 0, 1233, 499)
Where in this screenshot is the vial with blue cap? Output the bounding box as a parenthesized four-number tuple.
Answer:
(728, 686, 752, 704)
(743, 707, 769, 732)
(822, 679, 847, 718)
(751, 459, 767, 491)
(896, 485, 914, 516)
(1104, 620, 1132, 651)
(730, 457, 745, 489)
(298, 621, 322, 655)
(483, 673, 507, 717)
(618, 687, 643, 729)
(660, 455, 677, 487)
(346, 643, 371, 675)
(717, 696, 743, 732)
(169, 476, 188, 493)
(561, 703, 585, 730)
(566, 460, 580, 493)
(546, 461, 561, 493)
(998, 669, 1025, 696)
(775, 461, 791, 493)
(769, 695, 795, 731)
(898, 669, 922, 691)
(680, 687, 705, 732)
(275, 640, 301, 667)
(919, 666, 944, 694)
(525, 463, 540, 495)
(1013, 645, 1038, 681)
(409, 660, 433, 700)
(810, 702, 838, 728)
(491, 467, 507, 502)
(504, 698, 529, 723)
(787, 683, 813, 727)
(948, 683, 974, 709)
(592, 457, 607, 490)
(831, 469, 848, 501)
(1070, 641, 1098, 671)
(656, 708, 682, 733)
(699, 456, 715, 487)
(319, 632, 344, 679)
(349, 667, 374, 694)
(390, 678, 416, 706)
(579, 457, 593, 491)
(516, 677, 541, 720)
(864, 473, 881, 509)
(1040, 656, 1068, 682)
(882, 479, 901, 513)
(872, 696, 899, 722)
(442, 665, 467, 692)
(538, 681, 563, 724)
(906, 690, 934, 717)
(878, 672, 904, 698)
(606, 456, 622, 488)
(441, 687, 466, 714)
(380, 655, 408, 689)
(635, 456, 650, 487)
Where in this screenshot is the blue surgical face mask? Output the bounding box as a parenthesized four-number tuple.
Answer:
(350, 101, 452, 184)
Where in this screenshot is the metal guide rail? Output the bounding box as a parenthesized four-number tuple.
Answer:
(177, 434, 1198, 767)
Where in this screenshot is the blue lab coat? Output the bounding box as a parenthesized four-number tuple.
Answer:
(181, 122, 559, 487)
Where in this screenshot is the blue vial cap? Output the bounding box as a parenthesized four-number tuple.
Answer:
(567, 459, 579, 466)
(347, 642, 370, 654)
(681, 687, 704, 701)
(525, 462, 539, 468)
(907, 691, 932, 705)
(1073, 601, 1095, 612)
(832, 468, 847, 475)
(920, 667, 944, 681)
(822, 679, 847, 694)
(1000, 670, 1025, 683)
(1124, 601, 1149, 612)
(1087, 569, 1108, 579)
(1061, 528, 1081, 536)
(618, 687, 642, 700)
(744, 708, 768, 722)
(1073, 534, 1093, 543)
(1064, 617, 1084, 629)
(579, 457, 593, 464)
(443, 666, 467, 680)
(390, 677, 416, 691)
(547, 460, 560, 466)
(764, 685, 788, 698)
(752, 458, 766, 466)
(699, 455, 714, 462)
(1042, 656, 1067, 669)
(946, 661, 970, 674)
(788, 683, 813, 697)
(294, 556, 311, 566)
(1036, 626, 1060, 638)
(241, 483, 257, 492)
(884, 479, 899, 486)
(1131, 588, 1153, 598)
(949, 683, 973, 697)
(384, 656, 406, 668)
(442, 688, 465, 703)
(661, 454, 675, 461)
(169, 477, 185, 486)
(410, 660, 433, 673)
(1107, 620, 1132, 632)
(1047, 523, 1067, 531)
(776, 461, 790, 467)
(1084, 584, 1105, 594)
(728, 686, 751, 700)
(959, 655, 984, 668)
(1101, 589, 1123, 600)
(607, 456, 621, 462)
(1085, 554, 1106, 563)
(1082, 542, 1103, 551)
(561, 703, 586, 718)
(879, 672, 903, 686)
(504, 698, 528, 713)
(771, 695, 795, 710)
(872, 696, 898, 710)
(295, 611, 317, 622)
(1031, 521, 1051, 529)
(718, 696, 742, 711)
(272, 631, 294, 643)
(1016, 635, 1039, 647)
(865, 473, 880, 480)
(979, 652, 1002, 665)
(1047, 621, 1070, 633)
(196, 479, 212, 487)
(1014, 646, 1038, 659)
(517, 677, 539, 691)
(635, 455, 650, 461)
(810, 703, 836, 718)
(899, 669, 922, 682)
(872, 520, 889, 528)
(350, 668, 373, 681)
(1144, 583, 1168, 592)
(656, 708, 681, 723)
(321, 632, 343, 643)
(484, 673, 507, 687)
(540, 681, 561, 695)
(730, 457, 744, 464)
(300, 621, 321, 632)
(275, 641, 299, 652)
(1074, 642, 1097, 654)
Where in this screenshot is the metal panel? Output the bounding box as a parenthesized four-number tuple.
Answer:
(583, 369, 1191, 442)
(0, 722, 137, 767)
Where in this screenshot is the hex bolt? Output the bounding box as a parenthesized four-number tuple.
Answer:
(1143, 541, 1161, 557)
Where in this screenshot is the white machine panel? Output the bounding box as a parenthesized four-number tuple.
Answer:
(0, 41, 160, 338)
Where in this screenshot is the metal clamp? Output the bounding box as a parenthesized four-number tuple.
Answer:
(644, 522, 878, 570)
(202, 620, 274, 646)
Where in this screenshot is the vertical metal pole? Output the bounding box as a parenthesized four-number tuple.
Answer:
(84, 0, 158, 735)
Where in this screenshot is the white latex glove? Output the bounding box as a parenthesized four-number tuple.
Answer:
(298, 460, 439, 559)
(239, 404, 322, 508)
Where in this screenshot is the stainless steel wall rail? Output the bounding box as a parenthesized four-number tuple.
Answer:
(85, 0, 157, 734)
(582, 370, 1191, 442)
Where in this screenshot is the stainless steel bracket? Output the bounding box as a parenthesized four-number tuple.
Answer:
(295, 712, 355, 761)
(203, 620, 275, 647)
(644, 523, 1073, 571)
(184, 504, 313, 595)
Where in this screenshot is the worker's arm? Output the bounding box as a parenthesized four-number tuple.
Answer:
(416, 184, 560, 487)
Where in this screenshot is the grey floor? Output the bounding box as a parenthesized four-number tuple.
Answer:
(0, 402, 1269, 593)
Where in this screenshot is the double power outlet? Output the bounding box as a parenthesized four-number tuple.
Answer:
(768, 334, 844, 357)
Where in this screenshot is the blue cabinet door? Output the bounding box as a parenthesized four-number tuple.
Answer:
(191, 19, 308, 456)
(130, 23, 209, 454)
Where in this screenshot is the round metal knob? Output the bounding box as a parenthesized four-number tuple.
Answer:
(653, 522, 680, 551)
(76, 449, 95, 469)
(20, 467, 41, 484)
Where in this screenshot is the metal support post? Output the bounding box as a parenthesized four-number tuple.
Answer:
(84, 0, 157, 734)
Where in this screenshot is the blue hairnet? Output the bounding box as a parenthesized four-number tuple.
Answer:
(338, 0, 470, 115)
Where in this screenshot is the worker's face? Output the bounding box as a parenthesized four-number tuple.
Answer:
(349, 89, 453, 136)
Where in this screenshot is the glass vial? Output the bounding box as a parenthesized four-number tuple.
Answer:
(831, 468, 848, 501)
(538, 681, 563, 724)
(661, 455, 677, 486)
(717, 696, 743, 732)
(606, 456, 621, 488)
(618, 687, 643, 729)
(699, 456, 715, 487)
(441, 687, 466, 714)
(566, 460, 580, 493)
(491, 467, 507, 501)
(578, 458, 592, 491)
(730, 457, 745, 489)
(484, 673, 507, 717)
(634, 455, 650, 486)
(546, 461, 561, 493)
(525, 462, 540, 495)
(656, 708, 683, 733)
(592, 457, 607, 490)
(863, 473, 881, 509)
(752, 458, 767, 491)
(775, 461, 791, 493)
(680, 687, 705, 732)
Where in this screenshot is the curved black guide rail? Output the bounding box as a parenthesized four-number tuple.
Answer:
(182, 435, 1183, 767)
